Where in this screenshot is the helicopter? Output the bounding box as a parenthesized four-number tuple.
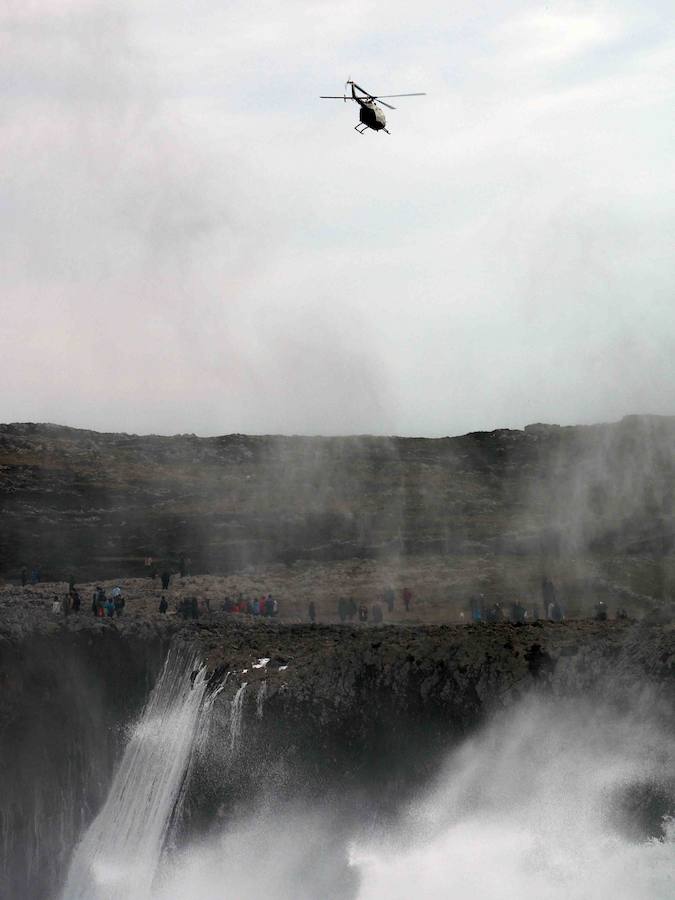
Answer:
(320, 80, 426, 134)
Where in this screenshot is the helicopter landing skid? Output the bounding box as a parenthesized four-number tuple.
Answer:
(354, 124, 390, 135)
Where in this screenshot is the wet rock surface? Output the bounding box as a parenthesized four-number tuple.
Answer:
(1, 601, 673, 701)
(0, 603, 672, 899)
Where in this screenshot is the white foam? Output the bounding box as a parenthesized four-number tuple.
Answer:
(353, 697, 675, 900)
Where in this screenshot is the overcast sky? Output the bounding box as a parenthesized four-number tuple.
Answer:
(2, 1, 674, 436)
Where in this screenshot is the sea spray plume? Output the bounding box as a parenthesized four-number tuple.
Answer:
(517, 416, 675, 596)
(62, 650, 209, 900)
(352, 692, 675, 900)
(144, 687, 675, 900)
(154, 802, 361, 900)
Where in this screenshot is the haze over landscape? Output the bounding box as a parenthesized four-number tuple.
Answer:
(1, 3, 674, 900)
(3, 0, 674, 436)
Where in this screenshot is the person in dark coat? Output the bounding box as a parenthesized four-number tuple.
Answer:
(161, 570, 171, 590)
(470, 595, 482, 622)
(159, 596, 168, 614)
(510, 601, 526, 624)
(308, 600, 316, 623)
(542, 577, 556, 617)
(21, 566, 27, 587)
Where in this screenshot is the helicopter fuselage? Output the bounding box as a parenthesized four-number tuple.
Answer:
(357, 99, 386, 131)
(320, 80, 425, 134)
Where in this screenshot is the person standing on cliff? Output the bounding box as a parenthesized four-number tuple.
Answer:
(159, 596, 168, 614)
(403, 587, 412, 612)
(112, 586, 124, 617)
(96, 586, 106, 617)
(179, 553, 186, 578)
(542, 577, 556, 617)
(308, 600, 316, 623)
(161, 570, 171, 590)
(384, 585, 395, 613)
(20, 566, 27, 586)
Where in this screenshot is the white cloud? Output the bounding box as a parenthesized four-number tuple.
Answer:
(493, 8, 625, 64)
(1, 0, 674, 435)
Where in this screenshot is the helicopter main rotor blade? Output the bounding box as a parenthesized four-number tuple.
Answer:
(370, 93, 427, 98)
(319, 95, 351, 100)
(374, 99, 396, 110)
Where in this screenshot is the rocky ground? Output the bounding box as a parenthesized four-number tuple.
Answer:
(2, 580, 672, 685)
(1, 563, 668, 633)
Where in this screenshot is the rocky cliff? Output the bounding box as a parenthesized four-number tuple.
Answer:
(2, 417, 675, 598)
(1, 415, 675, 897)
(0, 609, 672, 898)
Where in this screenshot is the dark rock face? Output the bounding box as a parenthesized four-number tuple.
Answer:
(2, 416, 675, 584)
(0, 614, 672, 898)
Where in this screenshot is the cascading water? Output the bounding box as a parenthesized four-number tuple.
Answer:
(61, 651, 210, 900)
(229, 683, 247, 752)
(256, 681, 267, 720)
